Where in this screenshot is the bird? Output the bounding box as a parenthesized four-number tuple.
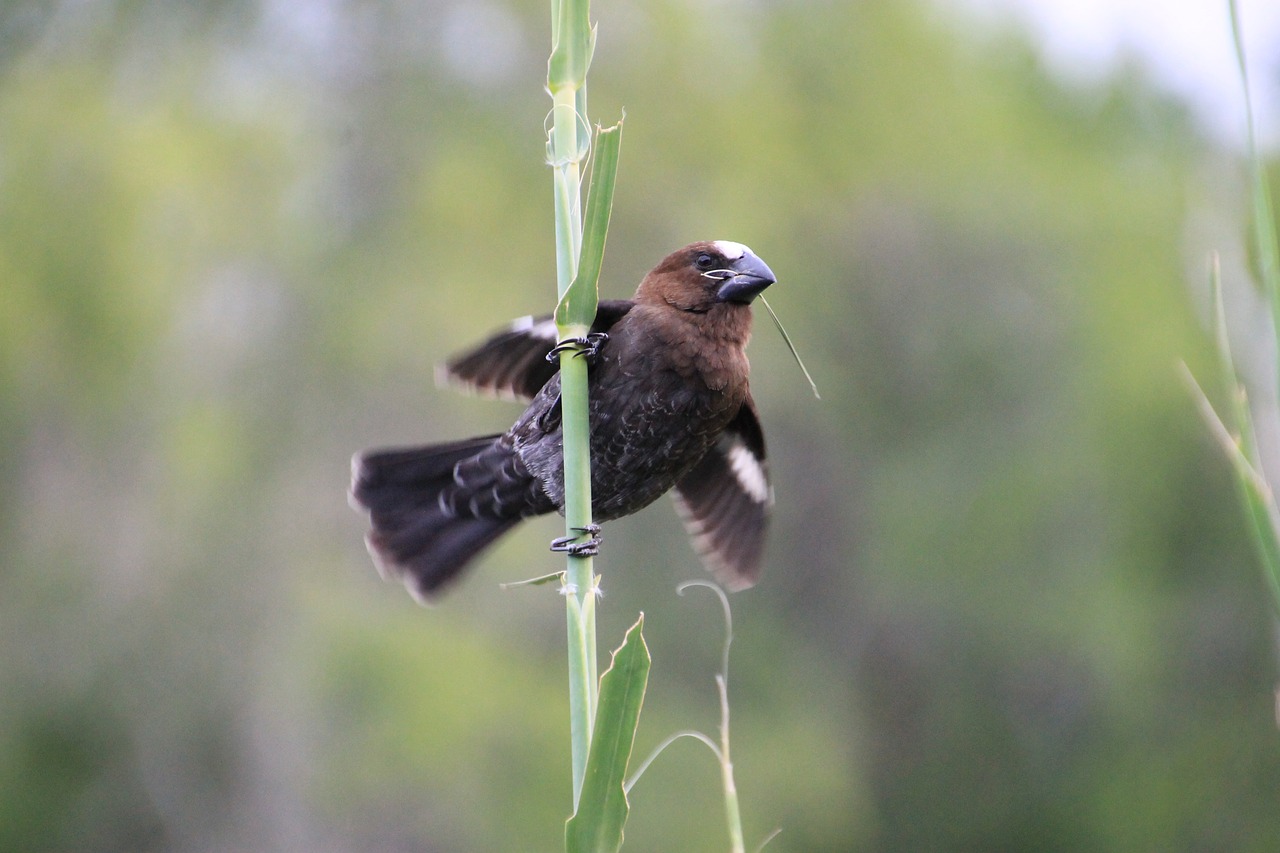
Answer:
(349, 240, 777, 602)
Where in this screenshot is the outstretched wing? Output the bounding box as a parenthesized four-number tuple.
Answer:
(439, 299, 635, 400)
(672, 396, 773, 590)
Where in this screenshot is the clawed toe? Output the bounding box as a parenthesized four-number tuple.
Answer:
(546, 333, 609, 364)
(550, 524, 602, 557)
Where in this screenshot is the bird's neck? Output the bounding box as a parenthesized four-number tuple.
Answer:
(637, 302, 753, 394)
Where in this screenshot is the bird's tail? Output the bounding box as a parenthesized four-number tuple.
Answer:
(349, 435, 527, 601)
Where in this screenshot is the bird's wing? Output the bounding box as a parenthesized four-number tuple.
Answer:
(439, 299, 635, 400)
(672, 396, 773, 590)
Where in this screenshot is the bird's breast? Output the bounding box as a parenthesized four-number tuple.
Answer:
(581, 331, 744, 520)
(513, 308, 750, 521)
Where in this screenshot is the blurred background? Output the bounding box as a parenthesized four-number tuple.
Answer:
(4, 0, 1280, 850)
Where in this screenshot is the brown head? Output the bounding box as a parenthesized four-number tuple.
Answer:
(635, 241, 776, 315)
(632, 241, 777, 391)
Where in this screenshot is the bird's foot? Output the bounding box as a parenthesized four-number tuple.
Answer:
(546, 332, 609, 364)
(550, 524, 602, 558)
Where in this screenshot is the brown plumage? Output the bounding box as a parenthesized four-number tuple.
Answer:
(350, 241, 776, 602)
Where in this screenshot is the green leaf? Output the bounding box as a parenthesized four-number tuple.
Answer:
(565, 615, 650, 853)
(556, 118, 623, 329)
(497, 571, 565, 590)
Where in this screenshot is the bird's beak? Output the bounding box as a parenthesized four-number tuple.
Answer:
(715, 252, 777, 304)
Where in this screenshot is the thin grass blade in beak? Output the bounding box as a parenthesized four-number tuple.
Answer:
(759, 294, 820, 400)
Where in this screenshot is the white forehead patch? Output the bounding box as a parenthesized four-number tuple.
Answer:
(713, 240, 751, 261)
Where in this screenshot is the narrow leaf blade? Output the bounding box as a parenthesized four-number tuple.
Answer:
(565, 614, 650, 853)
(557, 118, 623, 329)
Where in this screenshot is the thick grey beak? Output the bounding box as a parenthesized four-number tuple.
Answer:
(715, 252, 777, 304)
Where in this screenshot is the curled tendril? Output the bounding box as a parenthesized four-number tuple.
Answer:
(623, 730, 721, 795)
(625, 581, 733, 792)
(677, 580, 734, 681)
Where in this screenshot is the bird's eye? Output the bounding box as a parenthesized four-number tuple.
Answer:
(695, 253, 716, 270)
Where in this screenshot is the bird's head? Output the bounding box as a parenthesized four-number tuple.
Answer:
(637, 241, 777, 313)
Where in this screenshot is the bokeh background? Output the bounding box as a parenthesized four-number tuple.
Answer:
(5, 1, 1280, 850)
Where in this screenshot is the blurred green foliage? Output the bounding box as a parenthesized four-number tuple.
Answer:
(2, 1, 1279, 851)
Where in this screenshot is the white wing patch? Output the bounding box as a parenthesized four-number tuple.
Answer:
(727, 442, 771, 504)
(713, 240, 751, 261)
(510, 315, 559, 341)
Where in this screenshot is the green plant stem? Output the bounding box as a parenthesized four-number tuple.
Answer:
(1225, 0, 1280, 617)
(1229, 0, 1280, 319)
(625, 581, 750, 850)
(717, 672, 745, 853)
(548, 39, 597, 813)
(551, 89, 583, 288)
(560, 345, 598, 807)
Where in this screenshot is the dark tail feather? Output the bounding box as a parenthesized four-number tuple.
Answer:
(349, 435, 520, 601)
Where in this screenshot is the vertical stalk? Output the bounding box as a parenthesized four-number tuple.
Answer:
(551, 88, 583, 290)
(548, 0, 598, 810)
(717, 673, 746, 853)
(560, 336, 598, 807)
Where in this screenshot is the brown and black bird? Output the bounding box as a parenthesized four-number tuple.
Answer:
(350, 241, 777, 602)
